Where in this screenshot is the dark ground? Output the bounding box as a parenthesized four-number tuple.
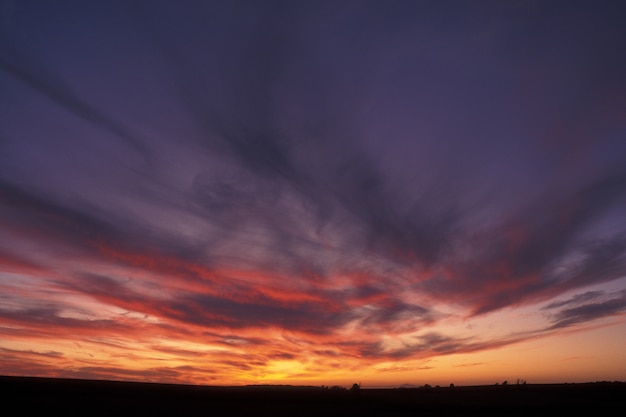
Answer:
(1, 375, 624, 416)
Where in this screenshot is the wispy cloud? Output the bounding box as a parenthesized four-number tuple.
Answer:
(544, 290, 626, 330)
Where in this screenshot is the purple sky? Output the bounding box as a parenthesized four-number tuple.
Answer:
(1, 0, 626, 385)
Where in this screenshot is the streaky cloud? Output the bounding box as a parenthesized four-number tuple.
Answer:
(547, 290, 626, 330)
(0, 48, 150, 158)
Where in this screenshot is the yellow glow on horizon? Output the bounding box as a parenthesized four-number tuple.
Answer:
(3, 266, 626, 388)
(360, 317, 626, 387)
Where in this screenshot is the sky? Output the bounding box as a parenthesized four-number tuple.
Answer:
(1, 0, 626, 388)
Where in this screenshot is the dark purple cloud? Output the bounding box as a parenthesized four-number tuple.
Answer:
(544, 289, 626, 330)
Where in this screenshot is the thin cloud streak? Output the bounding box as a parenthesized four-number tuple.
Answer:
(544, 290, 626, 330)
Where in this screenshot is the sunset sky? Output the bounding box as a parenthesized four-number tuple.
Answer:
(1, 0, 626, 388)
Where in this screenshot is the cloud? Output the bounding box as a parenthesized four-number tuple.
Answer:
(545, 290, 626, 330)
(421, 172, 626, 316)
(542, 291, 605, 310)
(0, 49, 149, 157)
(0, 347, 63, 358)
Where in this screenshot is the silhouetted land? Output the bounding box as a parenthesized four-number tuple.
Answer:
(2, 375, 624, 416)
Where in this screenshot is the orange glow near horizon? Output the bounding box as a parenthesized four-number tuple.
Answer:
(2, 255, 625, 387)
(2, 317, 625, 388)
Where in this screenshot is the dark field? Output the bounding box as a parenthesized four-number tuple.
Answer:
(2, 376, 624, 416)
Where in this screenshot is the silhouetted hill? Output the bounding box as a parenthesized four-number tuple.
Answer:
(1, 376, 624, 416)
